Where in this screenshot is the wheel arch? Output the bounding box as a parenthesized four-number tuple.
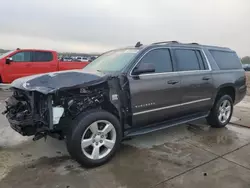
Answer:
(101, 101, 120, 120)
(215, 84, 236, 103)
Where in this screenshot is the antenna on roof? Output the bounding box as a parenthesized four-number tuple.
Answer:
(135, 41, 143, 48)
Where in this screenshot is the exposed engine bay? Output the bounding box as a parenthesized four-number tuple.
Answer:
(3, 72, 131, 141)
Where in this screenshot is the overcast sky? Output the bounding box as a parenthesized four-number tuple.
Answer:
(0, 0, 249, 56)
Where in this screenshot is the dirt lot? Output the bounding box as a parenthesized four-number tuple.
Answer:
(0, 87, 250, 187)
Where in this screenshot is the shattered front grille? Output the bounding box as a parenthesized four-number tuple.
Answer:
(4, 89, 33, 121)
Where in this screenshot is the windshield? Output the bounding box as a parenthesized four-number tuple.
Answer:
(0, 50, 14, 59)
(84, 49, 139, 72)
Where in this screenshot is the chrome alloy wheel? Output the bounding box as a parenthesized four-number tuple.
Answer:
(81, 120, 116, 160)
(218, 99, 231, 124)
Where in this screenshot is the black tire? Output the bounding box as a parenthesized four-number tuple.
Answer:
(206, 95, 233, 128)
(66, 109, 122, 167)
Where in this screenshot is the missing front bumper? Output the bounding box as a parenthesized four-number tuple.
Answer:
(4, 90, 50, 136)
(5, 91, 65, 137)
(7, 115, 36, 136)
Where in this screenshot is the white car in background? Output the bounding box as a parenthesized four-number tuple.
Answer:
(76, 56, 89, 62)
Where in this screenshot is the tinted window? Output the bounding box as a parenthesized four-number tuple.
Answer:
(33, 51, 53, 62)
(138, 49, 173, 73)
(12, 52, 32, 62)
(175, 49, 200, 71)
(209, 50, 242, 70)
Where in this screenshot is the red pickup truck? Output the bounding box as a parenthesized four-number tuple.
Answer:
(0, 49, 89, 83)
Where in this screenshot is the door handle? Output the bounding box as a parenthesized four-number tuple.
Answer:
(202, 76, 210, 81)
(167, 80, 179, 85)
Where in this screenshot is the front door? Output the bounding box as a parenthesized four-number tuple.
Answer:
(3, 51, 33, 82)
(128, 48, 182, 127)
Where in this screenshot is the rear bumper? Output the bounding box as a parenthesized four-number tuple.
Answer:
(235, 85, 247, 105)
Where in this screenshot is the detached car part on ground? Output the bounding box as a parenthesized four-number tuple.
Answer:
(3, 41, 247, 167)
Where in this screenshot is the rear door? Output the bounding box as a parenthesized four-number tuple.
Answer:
(3, 50, 33, 82)
(173, 48, 214, 115)
(128, 48, 181, 127)
(31, 51, 57, 74)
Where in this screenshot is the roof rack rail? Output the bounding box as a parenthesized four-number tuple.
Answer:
(152, 41, 180, 45)
(187, 42, 199, 45)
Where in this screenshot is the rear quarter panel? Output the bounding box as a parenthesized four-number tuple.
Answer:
(205, 48, 247, 105)
(203, 48, 246, 105)
(212, 70, 246, 104)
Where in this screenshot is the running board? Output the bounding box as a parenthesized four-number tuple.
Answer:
(125, 113, 208, 137)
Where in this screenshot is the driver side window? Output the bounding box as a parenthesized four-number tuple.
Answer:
(138, 48, 173, 73)
(12, 52, 32, 62)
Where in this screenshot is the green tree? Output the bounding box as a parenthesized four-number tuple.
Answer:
(241, 56, 250, 64)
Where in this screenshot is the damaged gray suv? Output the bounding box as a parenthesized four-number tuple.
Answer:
(4, 41, 246, 167)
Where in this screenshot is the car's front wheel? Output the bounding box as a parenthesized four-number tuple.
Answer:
(66, 110, 122, 167)
(206, 95, 233, 128)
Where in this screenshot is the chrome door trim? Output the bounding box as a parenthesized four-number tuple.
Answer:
(133, 98, 211, 116)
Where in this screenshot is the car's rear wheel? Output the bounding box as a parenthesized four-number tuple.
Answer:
(206, 95, 233, 128)
(66, 110, 122, 167)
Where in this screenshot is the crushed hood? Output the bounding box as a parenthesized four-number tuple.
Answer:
(11, 70, 108, 94)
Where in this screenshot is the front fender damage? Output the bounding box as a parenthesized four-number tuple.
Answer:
(4, 73, 130, 141)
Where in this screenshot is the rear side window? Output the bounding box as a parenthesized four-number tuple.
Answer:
(138, 48, 173, 73)
(33, 51, 53, 62)
(174, 49, 201, 71)
(209, 50, 242, 70)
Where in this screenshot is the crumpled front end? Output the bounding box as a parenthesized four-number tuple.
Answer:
(3, 89, 48, 136)
(3, 73, 130, 141)
(3, 84, 108, 140)
(3, 69, 108, 139)
(11, 69, 106, 94)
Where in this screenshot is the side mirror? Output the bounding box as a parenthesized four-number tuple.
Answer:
(6, 57, 13, 64)
(133, 63, 155, 75)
